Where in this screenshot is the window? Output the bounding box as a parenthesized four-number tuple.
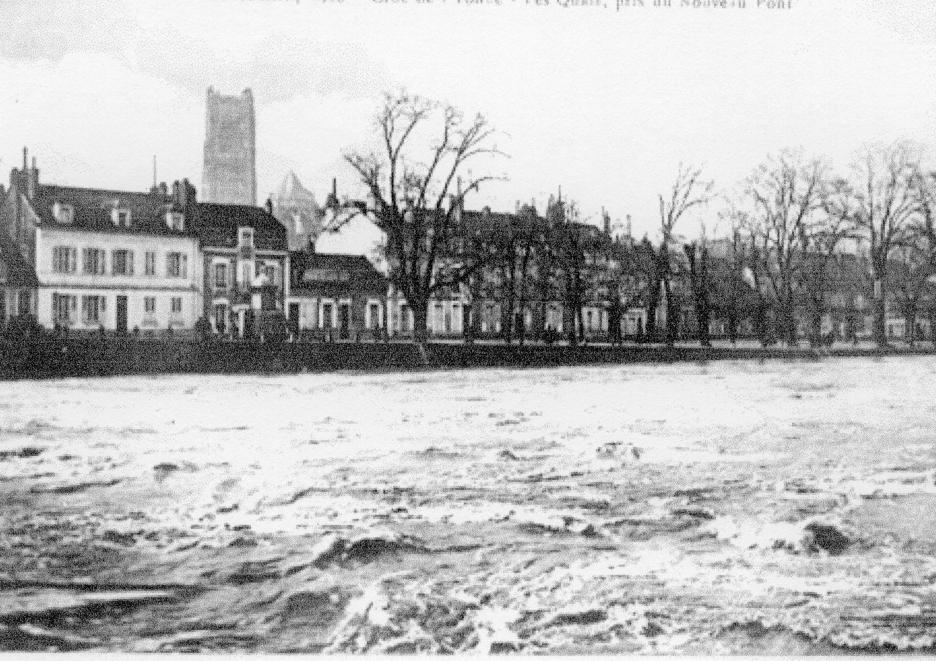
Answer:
(52, 293, 76, 324)
(170, 297, 182, 314)
(241, 263, 251, 286)
(52, 246, 77, 273)
(369, 303, 381, 329)
(321, 303, 333, 329)
(166, 211, 184, 231)
(214, 263, 228, 290)
(18, 290, 31, 316)
(82, 248, 105, 275)
(144, 297, 156, 314)
(111, 250, 133, 276)
(53, 202, 74, 224)
(238, 227, 255, 248)
(144, 251, 156, 276)
(81, 295, 105, 324)
(264, 265, 276, 284)
(166, 252, 188, 278)
(111, 208, 131, 227)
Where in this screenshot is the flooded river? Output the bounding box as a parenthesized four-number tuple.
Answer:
(2, 358, 936, 653)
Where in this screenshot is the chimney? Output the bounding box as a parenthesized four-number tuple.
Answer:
(171, 180, 181, 205)
(625, 214, 633, 238)
(26, 156, 39, 200)
(308, 235, 316, 254)
(159, 181, 168, 197)
(264, 197, 273, 215)
(602, 207, 610, 235)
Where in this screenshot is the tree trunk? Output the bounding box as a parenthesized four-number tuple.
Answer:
(756, 296, 769, 347)
(809, 296, 823, 348)
(698, 248, 711, 348)
(646, 276, 660, 343)
(412, 302, 429, 345)
(664, 277, 677, 348)
(783, 285, 798, 347)
(929, 307, 936, 347)
(905, 305, 917, 347)
(872, 269, 888, 348)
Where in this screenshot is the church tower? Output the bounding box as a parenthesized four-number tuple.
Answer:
(202, 87, 256, 205)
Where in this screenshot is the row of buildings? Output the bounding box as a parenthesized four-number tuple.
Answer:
(0, 150, 390, 340)
(0, 86, 921, 344)
(0, 148, 630, 342)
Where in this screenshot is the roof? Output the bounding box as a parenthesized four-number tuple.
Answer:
(31, 184, 193, 237)
(191, 202, 288, 251)
(289, 250, 386, 293)
(0, 231, 38, 287)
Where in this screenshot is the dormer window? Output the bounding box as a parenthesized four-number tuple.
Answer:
(238, 227, 254, 248)
(111, 208, 131, 227)
(53, 202, 74, 224)
(166, 211, 184, 231)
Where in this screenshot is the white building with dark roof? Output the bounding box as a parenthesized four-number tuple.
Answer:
(0, 152, 200, 334)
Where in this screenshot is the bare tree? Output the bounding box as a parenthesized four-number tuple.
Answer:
(657, 164, 713, 346)
(890, 169, 936, 346)
(831, 142, 922, 347)
(683, 233, 712, 347)
(343, 92, 506, 344)
(797, 178, 853, 347)
(745, 150, 828, 346)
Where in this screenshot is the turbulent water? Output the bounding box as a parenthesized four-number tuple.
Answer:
(2, 358, 936, 653)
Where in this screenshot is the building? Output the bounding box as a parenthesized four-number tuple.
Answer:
(202, 87, 257, 206)
(190, 194, 289, 337)
(287, 250, 386, 341)
(272, 171, 325, 251)
(0, 154, 200, 334)
(0, 229, 38, 324)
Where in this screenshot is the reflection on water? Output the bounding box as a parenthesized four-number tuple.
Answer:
(2, 358, 936, 652)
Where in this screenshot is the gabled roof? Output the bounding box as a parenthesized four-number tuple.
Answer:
(191, 203, 288, 251)
(31, 184, 192, 237)
(0, 231, 38, 287)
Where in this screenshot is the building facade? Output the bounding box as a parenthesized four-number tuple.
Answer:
(287, 251, 386, 341)
(1, 158, 200, 334)
(191, 198, 289, 337)
(0, 229, 38, 324)
(202, 87, 257, 206)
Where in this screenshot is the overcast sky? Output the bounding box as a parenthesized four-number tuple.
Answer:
(2, 0, 935, 242)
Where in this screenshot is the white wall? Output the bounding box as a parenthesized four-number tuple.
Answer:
(36, 227, 199, 331)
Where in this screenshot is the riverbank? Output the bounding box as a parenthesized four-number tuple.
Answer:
(2, 336, 935, 379)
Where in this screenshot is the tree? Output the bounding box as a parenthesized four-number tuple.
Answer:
(344, 92, 506, 344)
(745, 151, 828, 346)
(683, 236, 712, 347)
(832, 142, 922, 347)
(798, 179, 852, 347)
(548, 196, 600, 346)
(890, 169, 936, 346)
(657, 164, 713, 347)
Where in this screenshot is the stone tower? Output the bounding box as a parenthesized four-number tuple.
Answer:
(202, 87, 256, 205)
(272, 171, 324, 251)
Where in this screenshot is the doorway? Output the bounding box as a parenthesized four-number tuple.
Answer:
(338, 304, 351, 340)
(116, 296, 128, 334)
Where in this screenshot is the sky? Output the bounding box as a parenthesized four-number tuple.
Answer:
(1, 0, 935, 245)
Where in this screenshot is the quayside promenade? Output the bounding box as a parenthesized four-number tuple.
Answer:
(1, 336, 934, 379)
